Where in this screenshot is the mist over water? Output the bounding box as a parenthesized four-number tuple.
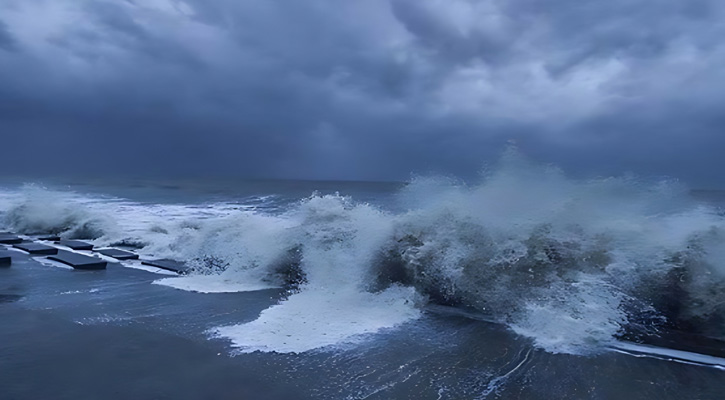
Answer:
(2, 150, 724, 355)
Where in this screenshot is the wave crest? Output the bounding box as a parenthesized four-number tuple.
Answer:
(4, 153, 724, 354)
(3, 185, 114, 239)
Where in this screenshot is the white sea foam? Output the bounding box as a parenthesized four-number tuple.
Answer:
(2, 184, 117, 240)
(384, 150, 725, 354)
(121, 262, 178, 275)
(154, 274, 279, 293)
(2, 150, 725, 355)
(509, 276, 627, 354)
(35, 257, 73, 270)
(212, 286, 421, 353)
(212, 194, 423, 353)
(612, 342, 725, 370)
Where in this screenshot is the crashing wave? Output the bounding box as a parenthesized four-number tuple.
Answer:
(2, 151, 724, 355)
(2, 184, 114, 239)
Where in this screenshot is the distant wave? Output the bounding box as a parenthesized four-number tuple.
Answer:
(2, 150, 723, 355)
(1, 185, 116, 239)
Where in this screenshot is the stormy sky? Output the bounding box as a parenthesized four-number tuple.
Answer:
(1, 0, 724, 187)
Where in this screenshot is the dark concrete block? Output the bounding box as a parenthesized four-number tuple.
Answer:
(13, 242, 58, 255)
(48, 251, 106, 270)
(94, 248, 139, 261)
(141, 259, 189, 275)
(0, 251, 11, 266)
(55, 240, 94, 251)
(0, 234, 23, 245)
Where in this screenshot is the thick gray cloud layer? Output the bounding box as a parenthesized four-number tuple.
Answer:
(0, 0, 723, 186)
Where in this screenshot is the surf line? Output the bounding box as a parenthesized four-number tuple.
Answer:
(611, 341, 725, 371)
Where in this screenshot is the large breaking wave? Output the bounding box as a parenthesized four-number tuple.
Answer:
(2, 150, 724, 355)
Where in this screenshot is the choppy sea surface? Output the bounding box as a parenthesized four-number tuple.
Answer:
(1, 153, 724, 399)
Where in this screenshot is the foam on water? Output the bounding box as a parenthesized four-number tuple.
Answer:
(509, 276, 628, 354)
(378, 150, 725, 354)
(2, 149, 724, 355)
(154, 275, 279, 293)
(612, 342, 725, 370)
(1, 184, 117, 239)
(213, 286, 421, 353)
(210, 195, 423, 352)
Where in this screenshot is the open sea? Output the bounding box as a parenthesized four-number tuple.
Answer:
(1, 158, 725, 399)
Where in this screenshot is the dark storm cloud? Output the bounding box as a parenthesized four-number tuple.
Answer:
(0, 20, 18, 52)
(390, 0, 515, 66)
(0, 0, 724, 187)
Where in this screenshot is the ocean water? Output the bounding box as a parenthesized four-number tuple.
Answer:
(1, 152, 724, 399)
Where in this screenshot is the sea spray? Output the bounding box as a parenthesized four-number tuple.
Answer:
(3, 184, 115, 239)
(2, 151, 724, 354)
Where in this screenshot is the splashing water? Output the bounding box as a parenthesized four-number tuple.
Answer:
(3, 151, 724, 354)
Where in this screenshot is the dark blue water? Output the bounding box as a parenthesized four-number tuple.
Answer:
(1, 174, 724, 399)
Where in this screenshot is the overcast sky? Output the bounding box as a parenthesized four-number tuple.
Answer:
(1, 0, 723, 187)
